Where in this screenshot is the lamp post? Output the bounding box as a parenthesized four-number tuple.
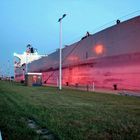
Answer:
(13, 53, 16, 80)
(26, 52, 28, 74)
(8, 60, 10, 80)
(26, 44, 31, 74)
(58, 14, 66, 90)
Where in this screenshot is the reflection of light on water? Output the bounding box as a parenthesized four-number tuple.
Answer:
(94, 44, 104, 54)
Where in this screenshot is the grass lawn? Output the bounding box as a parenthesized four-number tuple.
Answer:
(0, 81, 140, 140)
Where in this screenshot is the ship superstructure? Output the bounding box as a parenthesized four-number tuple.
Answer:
(14, 46, 43, 81)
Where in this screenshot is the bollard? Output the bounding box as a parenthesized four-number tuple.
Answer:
(92, 82, 95, 91)
(113, 84, 117, 90)
(66, 82, 69, 86)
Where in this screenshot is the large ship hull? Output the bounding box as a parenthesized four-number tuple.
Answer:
(39, 52, 140, 91)
(15, 16, 140, 91)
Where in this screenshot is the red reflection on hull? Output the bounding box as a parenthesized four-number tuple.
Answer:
(41, 53, 140, 91)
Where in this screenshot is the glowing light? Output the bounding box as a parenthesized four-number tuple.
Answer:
(33, 75, 37, 83)
(68, 56, 79, 61)
(94, 44, 104, 55)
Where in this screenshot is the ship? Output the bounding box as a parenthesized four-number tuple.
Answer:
(14, 16, 140, 91)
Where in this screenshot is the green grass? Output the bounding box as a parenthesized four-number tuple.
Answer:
(0, 81, 140, 140)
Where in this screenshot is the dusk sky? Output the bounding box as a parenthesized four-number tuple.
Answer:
(0, 0, 140, 76)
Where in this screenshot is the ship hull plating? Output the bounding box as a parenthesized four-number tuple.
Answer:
(15, 16, 140, 91)
(42, 52, 140, 90)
